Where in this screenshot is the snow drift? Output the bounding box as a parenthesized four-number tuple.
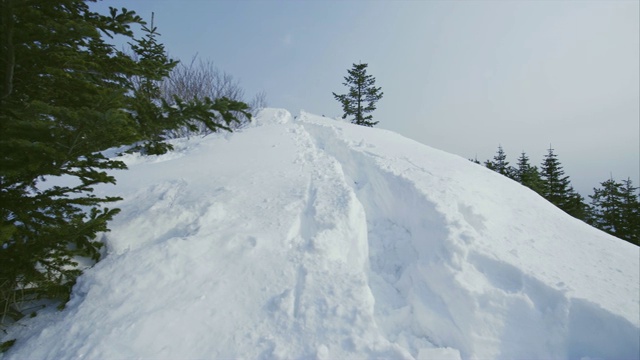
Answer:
(3, 109, 639, 359)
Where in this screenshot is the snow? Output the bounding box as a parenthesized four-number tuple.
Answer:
(2, 109, 639, 359)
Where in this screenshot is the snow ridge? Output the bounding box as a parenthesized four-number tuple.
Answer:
(2, 109, 638, 360)
(298, 113, 639, 359)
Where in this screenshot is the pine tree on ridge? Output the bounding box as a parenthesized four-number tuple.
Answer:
(333, 63, 383, 127)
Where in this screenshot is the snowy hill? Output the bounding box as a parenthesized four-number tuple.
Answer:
(3, 109, 639, 359)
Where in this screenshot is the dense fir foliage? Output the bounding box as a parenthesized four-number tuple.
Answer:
(476, 146, 639, 245)
(0, 0, 137, 323)
(590, 178, 640, 245)
(618, 179, 640, 243)
(0, 0, 249, 323)
(160, 57, 266, 138)
(333, 63, 383, 127)
(539, 147, 588, 220)
(127, 15, 250, 155)
(514, 152, 544, 195)
(484, 145, 515, 179)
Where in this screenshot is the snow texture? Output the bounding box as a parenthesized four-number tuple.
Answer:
(3, 109, 639, 359)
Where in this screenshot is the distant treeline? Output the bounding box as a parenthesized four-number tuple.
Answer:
(471, 146, 639, 246)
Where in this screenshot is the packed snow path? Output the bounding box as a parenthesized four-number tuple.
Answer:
(3, 109, 639, 359)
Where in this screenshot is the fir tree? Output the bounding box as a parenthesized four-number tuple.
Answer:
(0, 0, 249, 322)
(515, 152, 544, 194)
(127, 14, 250, 155)
(540, 146, 570, 204)
(589, 178, 624, 236)
(333, 63, 383, 127)
(0, 0, 141, 321)
(484, 145, 515, 179)
(127, 12, 180, 154)
(618, 178, 640, 245)
(539, 147, 588, 220)
(591, 177, 640, 245)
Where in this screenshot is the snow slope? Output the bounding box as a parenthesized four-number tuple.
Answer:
(3, 109, 639, 359)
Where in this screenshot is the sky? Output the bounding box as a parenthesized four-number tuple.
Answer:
(92, 0, 639, 196)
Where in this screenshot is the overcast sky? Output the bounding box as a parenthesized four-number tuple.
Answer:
(93, 0, 639, 196)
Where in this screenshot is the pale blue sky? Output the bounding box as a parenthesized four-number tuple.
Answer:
(93, 0, 639, 196)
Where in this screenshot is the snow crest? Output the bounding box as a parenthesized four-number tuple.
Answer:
(3, 109, 639, 359)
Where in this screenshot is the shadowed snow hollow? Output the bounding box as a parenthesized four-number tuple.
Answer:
(3, 109, 639, 360)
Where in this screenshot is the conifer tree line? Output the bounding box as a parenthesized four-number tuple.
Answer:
(0, 0, 258, 323)
(473, 146, 639, 246)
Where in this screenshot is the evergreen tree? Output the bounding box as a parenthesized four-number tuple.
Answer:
(539, 147, 588, 219)
(515, 152, 544, 194)
(591, 177, 640, 245)
(0, 0, 250, 322)
(333, 63, 383, 127)
(1, 0, 141, 321)
(618, 178, 640, 245)
(589, 178, 624, 236)
(160, 56, 262, 137)
(540, 147, 570, 204)
(127, 13, 180, 154)
(484, 145, 515, 179)
(127, 15, 250, 155)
